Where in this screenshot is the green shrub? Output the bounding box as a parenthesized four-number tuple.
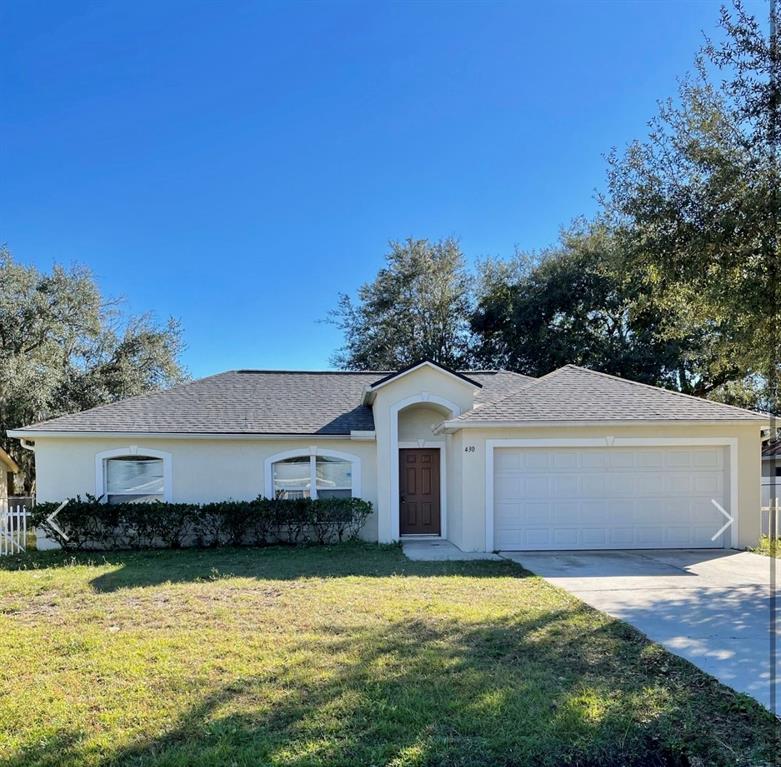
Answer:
(31, 496, 372, 551)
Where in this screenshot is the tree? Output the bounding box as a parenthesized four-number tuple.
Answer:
(0, 247, 186, 491)
(471, 224, 707, 387)
(604, 0, 780, 411)
(330, 238, 474, 370)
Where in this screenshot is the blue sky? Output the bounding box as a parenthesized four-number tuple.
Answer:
(0, 1, 762, 377)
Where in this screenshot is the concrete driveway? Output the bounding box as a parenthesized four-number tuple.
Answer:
(500, 549, 780, 711)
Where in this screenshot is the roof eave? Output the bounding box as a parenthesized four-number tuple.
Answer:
(7, 430, 361, 441)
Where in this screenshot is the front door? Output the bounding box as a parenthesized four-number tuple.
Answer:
(399, 448, 441, 535)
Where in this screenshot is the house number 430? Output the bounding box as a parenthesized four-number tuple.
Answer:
(464, 446, 476, 453)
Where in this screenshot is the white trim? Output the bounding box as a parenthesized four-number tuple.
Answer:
(436, 418, 766, 433)
(350, 430, 376, 441)
(9, 430, 353, 440)
(484, 437, 739, 552)
(95, 446, 173, 502)
(390, 394, 461, 541)
(263, 447, 362, 499)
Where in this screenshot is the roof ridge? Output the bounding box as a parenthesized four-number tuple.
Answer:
(459, 368, 555, 420)
(562, 364, 764, 418)
(235, 369, 390, 375)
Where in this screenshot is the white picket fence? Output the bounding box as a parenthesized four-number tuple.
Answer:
(0, 499, 30, 556)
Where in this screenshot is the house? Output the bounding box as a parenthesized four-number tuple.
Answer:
(0, 447, 19, 501)
(762, 439, 780, 510)
(8, 360, 767, 552)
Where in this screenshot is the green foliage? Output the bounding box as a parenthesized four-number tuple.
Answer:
(330, 237, 474, 370)
(0, 247, 186, 490)
(32, 496, 373, 550)
(751, 535, 781, 558)
(603, 1, 780, 411)
(471, 224, 692, 386)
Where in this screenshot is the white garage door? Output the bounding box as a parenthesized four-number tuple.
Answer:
(493, 446, 728, 550)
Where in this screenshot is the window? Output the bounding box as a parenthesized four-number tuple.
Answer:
(105, 456, 165, 504)
(268, 451, 358, 500)
(316, 456, 352, 499)
(272, 456, 312, 499)
(775, 466, 781, 478)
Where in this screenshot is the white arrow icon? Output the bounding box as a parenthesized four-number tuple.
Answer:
(711, 499, 734, 541)
(46, 500, 70, 541)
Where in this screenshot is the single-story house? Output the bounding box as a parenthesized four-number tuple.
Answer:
(8, 360, 767, 551)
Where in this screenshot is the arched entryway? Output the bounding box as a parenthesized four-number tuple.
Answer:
(389, 394, 461, 540)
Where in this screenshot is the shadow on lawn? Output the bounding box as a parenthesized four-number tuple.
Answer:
(0, 543, 520, 591)
(6, 603, 778, 767)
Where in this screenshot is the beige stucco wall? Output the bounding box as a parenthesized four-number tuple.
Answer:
(33, 436, 380, 541)
(453, 422, 763, 552)
(398, 405, 447, 443)
(370, 366, 479, 542)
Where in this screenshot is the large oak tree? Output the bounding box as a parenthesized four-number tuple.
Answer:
(330, 238, 474, 370)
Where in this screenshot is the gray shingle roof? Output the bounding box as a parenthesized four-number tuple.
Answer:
(457, 365, 766, 423)
(15, 369, 534, 435)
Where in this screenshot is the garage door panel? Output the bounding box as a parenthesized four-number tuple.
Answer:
(553, 528, 580, 546)
(636, 450, 664, 468)
(609, 527, 636, 546)
(494, 446, 728, 551)
(525, 528, 551, 546)
(609, 452, 636, 469)
(495, 451, 522, 471)
(524, 452, 550, 469)
(522, 476, 549, 496)
(552, 452, 579, 469)
(495, 475, 522, 499)
(581, 452, 608, 469)
(552, 502, 579, 524)
(693, 450, 721, 468)
(665, 451, 693, 467)
(693, 473, 722, 494)
(581, 501, 609, 525)
(581, 475, 606, 495)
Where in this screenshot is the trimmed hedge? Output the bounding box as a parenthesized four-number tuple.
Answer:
(32, 496, 373, 551)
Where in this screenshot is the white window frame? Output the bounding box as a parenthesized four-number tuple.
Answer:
(264, 447, 361, 500)
(95, 446, 173, 503)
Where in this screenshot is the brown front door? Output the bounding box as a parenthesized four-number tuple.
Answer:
(399, 448, 441, 535)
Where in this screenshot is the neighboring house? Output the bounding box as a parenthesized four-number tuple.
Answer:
(8, 360, 768, 552)
(0, 447, 19, 501)
(762, 439, 781, 509)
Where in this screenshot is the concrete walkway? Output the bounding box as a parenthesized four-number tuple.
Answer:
(402, 539, 502, 561)
(501, 549, 780, 711)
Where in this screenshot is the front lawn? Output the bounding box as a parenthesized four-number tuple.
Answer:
(0, 545, 776, 766)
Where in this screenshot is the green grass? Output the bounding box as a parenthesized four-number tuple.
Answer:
(752, 535, 781, 557)
(0, 544, 777, 767)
